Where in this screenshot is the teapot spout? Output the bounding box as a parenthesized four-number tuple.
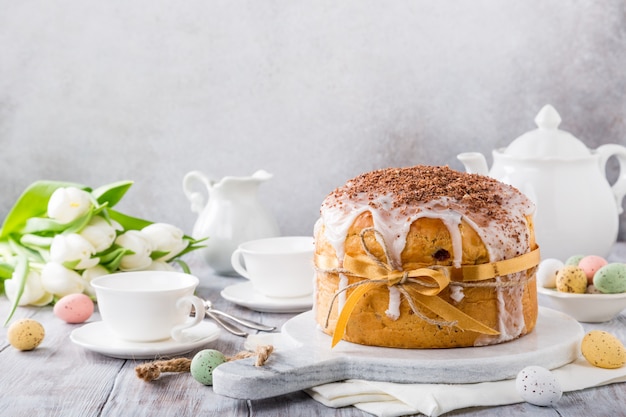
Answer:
(457, 152, 489, 175)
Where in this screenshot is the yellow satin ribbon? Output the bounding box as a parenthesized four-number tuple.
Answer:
(325, 229, 541, 348)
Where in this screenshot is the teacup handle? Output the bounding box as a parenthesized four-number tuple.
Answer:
(597, 144, 626, 214)
(171, 295, 205, 342)
(230, 249, 251, 279)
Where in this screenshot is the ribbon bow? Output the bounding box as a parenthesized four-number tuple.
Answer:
(325, 228, 540, 347)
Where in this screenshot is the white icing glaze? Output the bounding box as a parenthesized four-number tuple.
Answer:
(385, 286, 401, 320)
(338, 273, 348, 311)
(449, 286, 465, 303)
(475, 272, 527, 346)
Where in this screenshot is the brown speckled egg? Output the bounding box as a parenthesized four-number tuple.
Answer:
(7, 318, 45, 351)
(581, 330, 626, 369)
(555, 266, 587, 293)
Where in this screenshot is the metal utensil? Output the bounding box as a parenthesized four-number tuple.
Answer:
(205, 309, 248, 337)
(204, 300, 276, 332)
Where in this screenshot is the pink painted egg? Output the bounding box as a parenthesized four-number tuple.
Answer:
(53, 293, 94, 324)
(578, 255, 608, 284)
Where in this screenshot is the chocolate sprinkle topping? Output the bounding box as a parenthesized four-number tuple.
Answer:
(322, 165, 531, 228)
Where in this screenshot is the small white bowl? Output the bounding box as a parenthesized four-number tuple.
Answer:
(537, 286, 626, 322)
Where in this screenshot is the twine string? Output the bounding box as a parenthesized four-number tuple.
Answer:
(135, 344, 274, 382)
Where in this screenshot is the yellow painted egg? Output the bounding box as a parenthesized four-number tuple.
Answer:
(7, 318, 45, 351)
(581, 330, 626, 369)
(555, 265, 587, 293)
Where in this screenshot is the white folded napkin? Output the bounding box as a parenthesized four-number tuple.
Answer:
(245, 334, 626, 417)
(306, 357, 626, 417)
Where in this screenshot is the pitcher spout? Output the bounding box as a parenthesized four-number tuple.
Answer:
(251, 169, 273, 182)
(457, 152, 489, 175)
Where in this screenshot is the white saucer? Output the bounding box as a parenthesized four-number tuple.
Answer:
(220, 281, 313, 313)
(70, 321, 220, 359)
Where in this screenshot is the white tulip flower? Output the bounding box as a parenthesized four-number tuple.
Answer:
(50, 233, 100, 270)
(79, 216, 119, 253)
(40, 262, 85, 297)
(116, 230, 154, 271)
(5, 270, 53, 307)
(47, 187, 92, 224)
(81, 264, 109, 297)
(141, 223, 189, 261)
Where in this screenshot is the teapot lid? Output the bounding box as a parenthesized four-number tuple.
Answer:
(503, 105, 590, 158)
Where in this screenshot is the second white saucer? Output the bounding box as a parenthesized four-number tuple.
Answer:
(70, 320, 220, 359)
(221, 281, 313, 313)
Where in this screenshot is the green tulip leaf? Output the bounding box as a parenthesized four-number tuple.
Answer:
(20, 217, 71, 235)
(150, 250, 170, 260)
(63, 210, 95, 234)
(172, 259, 191, 274)
(61, 260, 82, 270)
(0, 180, 88, 240)
(98, 245, 131, 264)
(176, 237, 207, 258)
(4, 254, 28, 325)
(100, 246, 134, 271)
(19, 207, 94, 235)
(108, 209, 153, 231)
(0, 263, 14, 279)
(19, 234, 53, 250)
(92, 181, 133, 208)
(8, 237, 44, 263)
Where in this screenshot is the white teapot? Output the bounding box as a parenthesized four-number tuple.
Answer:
(183, 170, 280, 275)
(458, 105, 626, 260)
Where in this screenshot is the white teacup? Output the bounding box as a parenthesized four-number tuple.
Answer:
(91, 271, 205, 343)
(230, 236, 314, 298)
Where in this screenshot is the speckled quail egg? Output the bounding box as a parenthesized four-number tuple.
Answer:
(7, 318, 45, 351)
(190, 349, 227, 385)
(581, 330, 626, 369)
(515, 365, 562, 407)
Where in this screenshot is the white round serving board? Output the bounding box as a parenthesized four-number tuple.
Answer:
(213, 307, 584, 400)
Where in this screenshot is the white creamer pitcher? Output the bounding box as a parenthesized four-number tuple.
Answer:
(458, 105, 626, 261)
(182, 170, 280, 275)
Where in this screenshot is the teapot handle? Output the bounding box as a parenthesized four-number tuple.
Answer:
(182, 171, 214, 214)
(597, 144, 626, 215)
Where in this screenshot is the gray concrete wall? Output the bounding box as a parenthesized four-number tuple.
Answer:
(1, 1, 625, 245)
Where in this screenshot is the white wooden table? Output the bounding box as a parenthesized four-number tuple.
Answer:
(1, 244, 625, 417)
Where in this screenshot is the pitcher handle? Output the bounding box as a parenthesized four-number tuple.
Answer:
(182, 171, 214, 215)
(597, 144, 626, 214)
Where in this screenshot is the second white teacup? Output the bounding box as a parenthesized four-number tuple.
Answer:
(230, 236, 314, 298)
(91, 271, 205, 343)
